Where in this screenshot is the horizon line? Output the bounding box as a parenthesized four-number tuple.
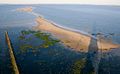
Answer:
(0, 3, 120, 6)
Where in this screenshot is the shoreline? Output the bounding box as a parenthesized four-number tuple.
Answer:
(44, 18, 95, 38)
(35, 17, 120, 52)
(16, 7, 120, 52)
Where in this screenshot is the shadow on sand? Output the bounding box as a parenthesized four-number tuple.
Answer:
(81, 37, 101, 74)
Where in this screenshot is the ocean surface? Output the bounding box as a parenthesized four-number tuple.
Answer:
(0, 4, 120, 74)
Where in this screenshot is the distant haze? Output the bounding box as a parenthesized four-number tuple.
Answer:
(0, 0, 120, 5)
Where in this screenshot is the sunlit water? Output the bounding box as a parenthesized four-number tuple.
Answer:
(0, 5, 120, 74)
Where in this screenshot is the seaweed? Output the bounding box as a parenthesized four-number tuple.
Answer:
(18, 35, 25, 40)
(18, 30, 60, 53)
(72, 58, 86, 74)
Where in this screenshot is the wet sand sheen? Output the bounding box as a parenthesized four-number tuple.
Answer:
(35, 17, 120, 52)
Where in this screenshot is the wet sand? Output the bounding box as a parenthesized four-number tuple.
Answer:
(34, 17, 120, 52)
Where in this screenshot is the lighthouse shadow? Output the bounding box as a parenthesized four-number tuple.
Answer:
(81, 37, 101, 74)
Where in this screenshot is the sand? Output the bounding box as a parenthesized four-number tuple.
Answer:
(16, 7, 119, 52)
(34, 17, 120, 52)
(16, 7, 33, 12)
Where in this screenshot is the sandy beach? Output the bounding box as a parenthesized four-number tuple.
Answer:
(35, 17, 120, 52)
(16, 7, 119, 52)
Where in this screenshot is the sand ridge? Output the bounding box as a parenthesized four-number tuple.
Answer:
(16, 7, 120, 52)
(16, 7, 33, 12)
(35, 17, 120, 52)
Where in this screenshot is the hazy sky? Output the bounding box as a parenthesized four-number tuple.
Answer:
(0, 0, 120, 5)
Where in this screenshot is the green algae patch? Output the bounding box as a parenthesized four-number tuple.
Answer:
(18, 30, 60, 53)
(18, 35, 25, 40)
(20, 44, 33, 53)
(72, 58, 86, 74)
(33, 31, 60, 48)
(21, 30, 36, 35)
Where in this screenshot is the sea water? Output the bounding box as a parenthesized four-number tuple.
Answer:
(0, 4, 120, 74)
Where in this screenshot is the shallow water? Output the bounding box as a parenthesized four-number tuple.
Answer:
(0, 5, 120, 74)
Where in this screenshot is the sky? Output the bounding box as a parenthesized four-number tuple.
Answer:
(0, 0, 120, 5)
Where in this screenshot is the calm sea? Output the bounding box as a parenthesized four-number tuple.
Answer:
(0, 4, 120, 74)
